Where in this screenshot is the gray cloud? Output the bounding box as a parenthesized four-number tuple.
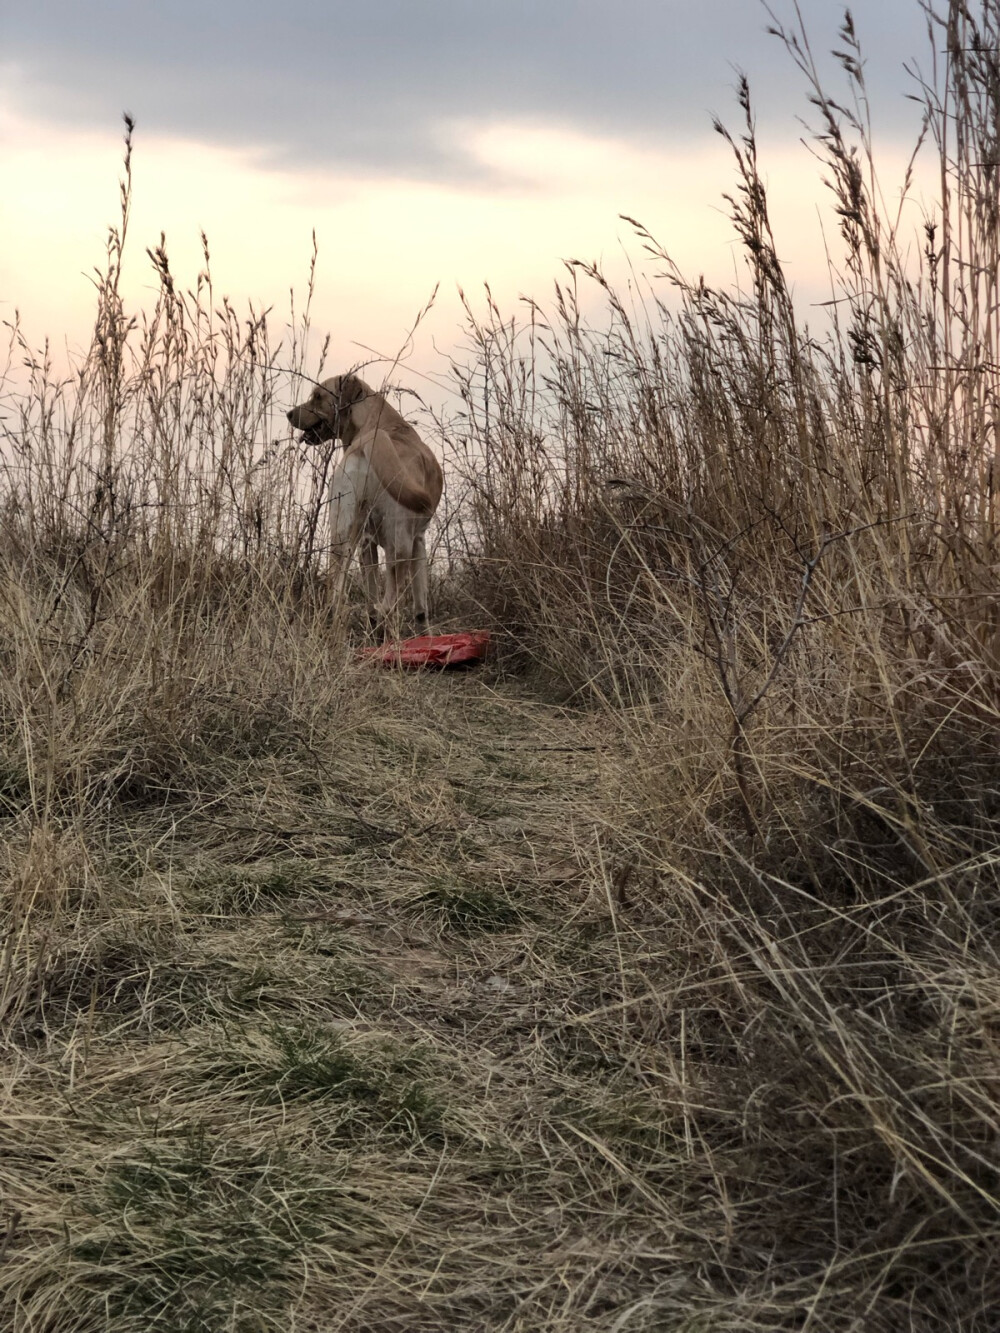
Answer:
(4, 0, 932, 183)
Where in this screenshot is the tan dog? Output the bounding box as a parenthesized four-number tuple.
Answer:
(288, 373, 443, 632)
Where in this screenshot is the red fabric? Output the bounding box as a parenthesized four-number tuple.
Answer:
(358, 631, 491, 669)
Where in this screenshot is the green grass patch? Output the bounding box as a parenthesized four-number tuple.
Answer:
(71, 1128, 367, 1332)
(205, 1024, 443, 1139)
(412, 879, 526, 935)
(187, 861, 333, 916)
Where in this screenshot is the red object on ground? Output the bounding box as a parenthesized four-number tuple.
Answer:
(358, 631, 491, 669)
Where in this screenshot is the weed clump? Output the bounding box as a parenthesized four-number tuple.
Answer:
(414, 879, 526, 935)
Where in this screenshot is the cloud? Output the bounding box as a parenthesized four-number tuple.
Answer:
(0, 96, 733, 359)
(3, 68, 940, 394)
(5, 0, 930, 185)
(2, 0, 942, 394)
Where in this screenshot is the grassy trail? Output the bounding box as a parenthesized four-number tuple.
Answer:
(4, 672, 701, 1333)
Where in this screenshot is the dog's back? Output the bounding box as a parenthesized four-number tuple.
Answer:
(349, 389, 443, 518)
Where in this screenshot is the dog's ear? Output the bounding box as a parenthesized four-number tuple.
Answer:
(337, 374, 368, 410)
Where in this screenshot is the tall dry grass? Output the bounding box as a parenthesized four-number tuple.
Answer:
(437, 2, 1000, 1324)
(0, 114, 361, 1032)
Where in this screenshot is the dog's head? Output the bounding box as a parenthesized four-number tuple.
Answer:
(287, 373, 369, 445)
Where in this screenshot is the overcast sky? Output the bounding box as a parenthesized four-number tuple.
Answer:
(1, 0, 938, 384)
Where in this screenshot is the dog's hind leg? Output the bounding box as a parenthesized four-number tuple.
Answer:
(412, 534, 430, 630)
(379, 535, 417, 642)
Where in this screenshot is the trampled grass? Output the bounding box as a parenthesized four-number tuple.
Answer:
(4, 2, 1000, 1328)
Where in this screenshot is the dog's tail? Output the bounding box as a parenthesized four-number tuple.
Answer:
(380, 474, 436, 516)
(369, 433, 440, 516)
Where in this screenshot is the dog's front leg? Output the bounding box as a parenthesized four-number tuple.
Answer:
(328, 456, 366, 628)
(359, 532, 382, 635)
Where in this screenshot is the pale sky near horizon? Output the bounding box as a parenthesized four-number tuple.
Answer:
(1, 0, 938, 395)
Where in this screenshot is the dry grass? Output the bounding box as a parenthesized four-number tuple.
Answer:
(3, 2, 1000, 1329)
